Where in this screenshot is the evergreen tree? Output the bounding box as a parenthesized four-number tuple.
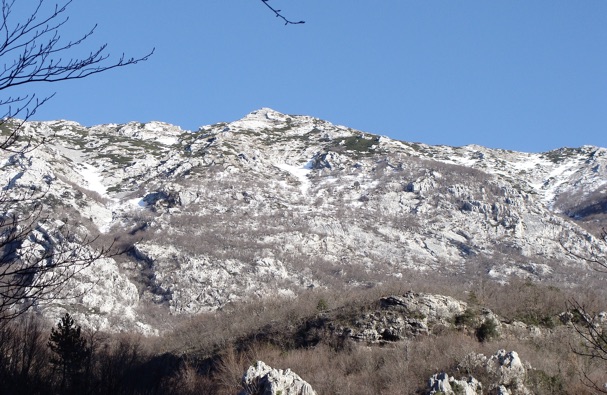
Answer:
(48, 313, 90, 393)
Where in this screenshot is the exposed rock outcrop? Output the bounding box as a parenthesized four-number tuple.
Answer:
(240, 361, 317, 395)
(428, 372, 482, 395)
(334, 292, 468, 342)
(3, 109, 607, 331)
(142, 189, 182, 209)
(429, 350, 531, 395)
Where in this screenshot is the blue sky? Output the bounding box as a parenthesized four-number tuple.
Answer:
(10, 1, 607, 152)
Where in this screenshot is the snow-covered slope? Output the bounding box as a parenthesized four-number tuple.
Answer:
(2, 108, 606, 332)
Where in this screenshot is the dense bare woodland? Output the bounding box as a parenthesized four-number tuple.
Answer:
(1, 279, 607, 394)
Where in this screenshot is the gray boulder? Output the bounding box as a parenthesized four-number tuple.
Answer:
(240, 360, 317, 395)
(337, 292, 468, 342)
(431, 350, 531, 395)
(428, 372, 482, 394)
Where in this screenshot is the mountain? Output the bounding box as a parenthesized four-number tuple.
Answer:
(2, 108, 606, 332)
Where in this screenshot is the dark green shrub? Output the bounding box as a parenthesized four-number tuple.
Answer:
(454, 308, 478, 327)
(316, 298, 329, 312)
(475, 319, 498, 342)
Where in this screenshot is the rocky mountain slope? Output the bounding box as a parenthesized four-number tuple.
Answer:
(2, 108, 606, 332)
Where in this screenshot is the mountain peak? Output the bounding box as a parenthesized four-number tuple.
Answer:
(246, 107, 288, 120)
(248, 107, 286, 119)
(229, 108, 292, 131)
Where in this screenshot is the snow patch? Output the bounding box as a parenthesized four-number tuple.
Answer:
(128, 197, 146, 208)
(156, 136, 178, 146)
(537, 161, 579, 208)
(77, 163, 107, 196)
(274, 162, 313, 194)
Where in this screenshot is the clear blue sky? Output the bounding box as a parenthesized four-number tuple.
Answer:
(11, 1, 607, 153)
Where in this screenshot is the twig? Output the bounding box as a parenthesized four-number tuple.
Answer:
(260, 0, 305, 25)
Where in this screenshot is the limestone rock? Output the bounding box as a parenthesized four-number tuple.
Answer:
(382, 292, 468, 325)
(142, 189, 182, 209)
(337, 292, 467, 342)
(428, 372, 482, 395)
(488, 350, 528, 389)
(240, 361, 317, 395)
(454, 350, 531, 395)
(3, 110, 607, 332)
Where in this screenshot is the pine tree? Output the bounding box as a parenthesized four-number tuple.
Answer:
(48, 313, 90, 393)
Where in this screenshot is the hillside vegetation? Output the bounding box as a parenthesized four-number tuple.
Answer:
(1, 279, 605, 394)
(1, 109, 607, 393)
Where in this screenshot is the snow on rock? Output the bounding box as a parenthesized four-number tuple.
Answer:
(231, 107, 290, 131)
(3, 108, 607, 332)
(77, 163, 107, 195)
(113, 121, 185, 145)
(274, 162, 312, 194)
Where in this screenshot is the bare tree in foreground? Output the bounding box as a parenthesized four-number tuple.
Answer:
(0, 0, 154, 150)
(562, 228, 607, 392)
(0, 0, 303, 321)
(0, 0, 152, 320)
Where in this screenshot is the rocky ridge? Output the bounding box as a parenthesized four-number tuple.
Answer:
(1, 108, 606, 331)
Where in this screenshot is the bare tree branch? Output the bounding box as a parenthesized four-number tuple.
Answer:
(0, 0, 150, 320)
(0, 181, 126, 321)
(0, 0, 153, 153)
(559, 228, 607, 272)
(259, 0, 305, 25)
(0, 0, 300, 321)
(562, 228, 607, 391)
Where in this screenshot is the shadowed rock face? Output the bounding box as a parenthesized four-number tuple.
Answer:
(569, 198, 607, 219)
(2, 109, 607, 331)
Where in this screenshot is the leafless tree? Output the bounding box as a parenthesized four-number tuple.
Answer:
(0, 0, 303, 321)
(0, 0, 153, 151)
(562, 228, 607, 392)
(0, 0, 152, 320)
